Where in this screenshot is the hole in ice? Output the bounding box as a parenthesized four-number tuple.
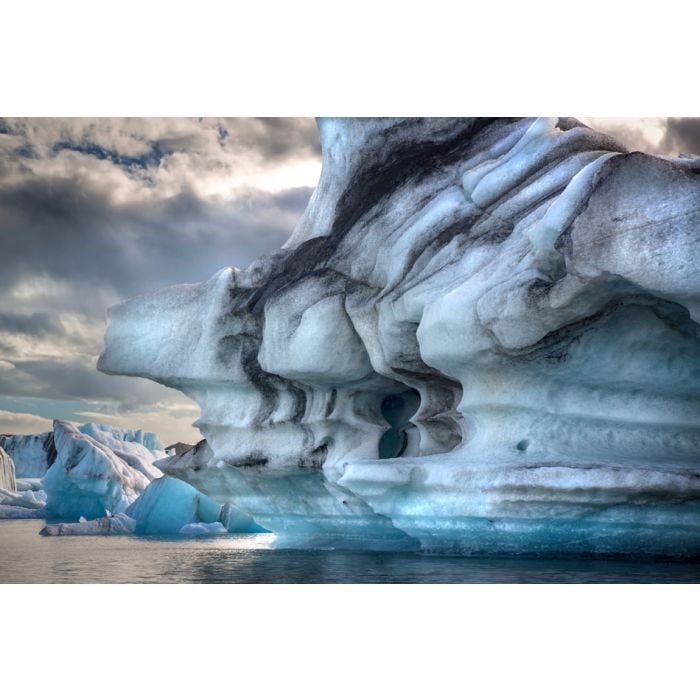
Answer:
(378, 388, 421, 459)
(516, 439, 530, 452)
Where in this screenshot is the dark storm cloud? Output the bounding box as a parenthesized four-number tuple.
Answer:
(0, 355, 183, 409)
(659, 118, 700, 157)
(0, 311, 64, 337)
(0, 118, 321, 438)
(0, 174, 313, 315)
(0, 120, 319, 311)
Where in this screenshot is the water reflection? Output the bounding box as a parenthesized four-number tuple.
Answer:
(2, 521, 700, 583)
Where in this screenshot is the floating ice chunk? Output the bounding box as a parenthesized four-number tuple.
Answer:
(40, 512, 136, 536)
(179, 521, 227, 536)
(97, 118, 700, 556)
(0, 448, 48, 517)
(126, 476, 222, 535)
(153, 438, 215, 472)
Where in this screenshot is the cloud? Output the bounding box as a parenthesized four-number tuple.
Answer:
(0, 311, 64, 337)
(0, 169, 314, 313)
(580, 117, 667, 155)
(581, 117, 700, 158)
(0, 409, 52, 436)
(659, 118, 700, 157)
(73, 407, 201, 447)
(0, 118, 321, 441)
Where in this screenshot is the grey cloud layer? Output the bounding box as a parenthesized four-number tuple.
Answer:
(0, 118, 320, 439)
(660, 118, 700, 156)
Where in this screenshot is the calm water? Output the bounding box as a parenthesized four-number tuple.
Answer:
(2, 519, 700, 583)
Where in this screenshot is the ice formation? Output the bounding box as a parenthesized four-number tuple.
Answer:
(178, 521, 227, 536)
(154, 441, 268, 533)
(39, 474, 261, 537)
(0, 446, 48, 518)
(0, 445, 16, 492)
(42, 420, 152, 520)
(99, 117, 700, 556)
(0, 431, 55, 478)
(77, 422, 165, 480)
(1, 418, 264, 534)
(40, 512, 136, 536)
(0, 420, 166, 521)
(125, 475, 221, 535)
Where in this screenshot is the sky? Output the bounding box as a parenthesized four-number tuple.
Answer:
(0, 116, 698, 445)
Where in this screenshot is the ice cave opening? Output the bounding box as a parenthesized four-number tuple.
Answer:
(378, 388, 421, 459)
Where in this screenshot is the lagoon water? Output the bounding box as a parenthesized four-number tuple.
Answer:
(2, 520, 700, 583)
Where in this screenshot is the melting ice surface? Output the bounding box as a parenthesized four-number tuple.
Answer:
(2, 520, 700, 583)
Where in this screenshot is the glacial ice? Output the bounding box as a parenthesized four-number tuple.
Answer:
(0, 420, 168, 524)
(0, 486, 45, 510)
(0, 445, 48, 518)
(98, 117, 700, 556)
(0, 432, 54, 478)
(0, 445, 16, 492)
(38, 474, 262, 537)
(156, 440, 269, 533)
(125, 475, 221, 535)
(78, 422, 164, 452)
(40, 512, 136, 536)
(43, 420, 151, 520)
(179, 521, 227, 536)
(1, 418, 266, 535)
(0, 505, 46, 519)
(78, 422, 165, 481)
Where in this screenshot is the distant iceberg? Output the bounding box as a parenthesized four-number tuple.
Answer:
(42, 421, 152, 520)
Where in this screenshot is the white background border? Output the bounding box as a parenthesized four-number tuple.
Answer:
(2, 2, 697, 698)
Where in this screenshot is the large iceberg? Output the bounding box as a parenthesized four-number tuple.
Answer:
(99, 117, 700, 556)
